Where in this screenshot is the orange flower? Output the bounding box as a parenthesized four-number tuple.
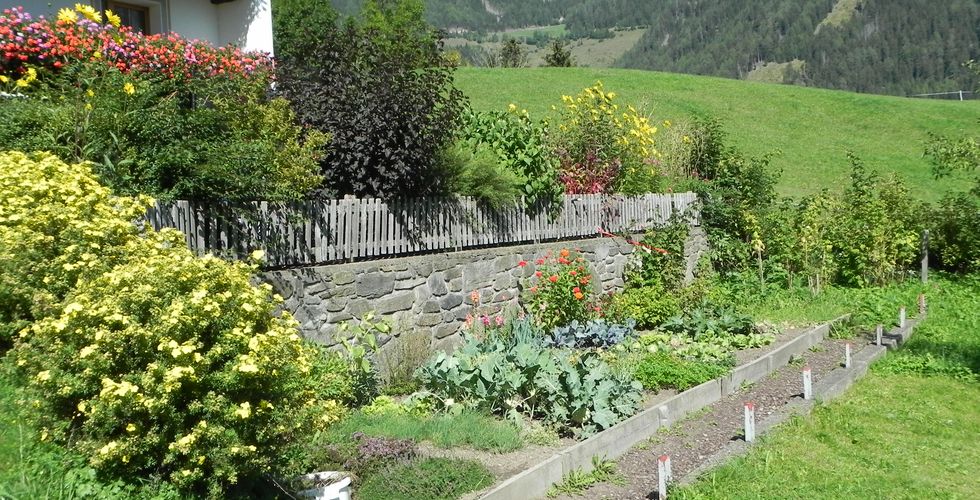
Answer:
(549, 275, 559, 283)
(580, 277, 589, 285)
(574, 292, 584, 300)
(560, 249, 570, 258)
(530, 286, 538, 293)
(535, 271, 543, 278)
(470, 290, 480, 304)
(569, 270, 577, 276)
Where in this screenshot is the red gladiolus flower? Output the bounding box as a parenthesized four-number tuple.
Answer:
(518, 260, 527, 267)
(558, 257, 570, 264)
(530, 286, 538, 293)
(535, 258, 545, 265)
(549, 275, 558, 283)
(572, 287, 581, 294)
(569, 270, 577, 276)
(535, 271, 543, 278)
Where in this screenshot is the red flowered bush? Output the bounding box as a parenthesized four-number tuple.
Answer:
(521, 249, 598, 329)
(0, 5, 271, 84)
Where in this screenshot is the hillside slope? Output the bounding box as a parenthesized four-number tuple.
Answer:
(454, 67, 980, 201)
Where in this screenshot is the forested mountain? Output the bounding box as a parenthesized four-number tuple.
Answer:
(327, 0, 980, 96)
(618, 0, 980, 95)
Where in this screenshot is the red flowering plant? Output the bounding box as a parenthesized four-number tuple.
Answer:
(0, 5, 271, 88)
(520, 249, 598, 329)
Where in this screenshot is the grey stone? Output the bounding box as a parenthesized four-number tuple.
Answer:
(356, 272, 394, 299)
(329, 285, 356, 298)
(462, 261, 495, 289)
(333, 270, 356, 285)
(418, 313, 442, 327)
(494, 254, 520, 272)
(348, 298, 371, 317)
(413, 262, 433, 277)
(445, 267, 462, 280)
(306, 282, 330, 295)
(415, 286, 432, 303)
(395, 270, 416, 280)
(377, 292, 415, 314)
(434, 323, 460, 339)
(422, 300, 441, 313)
(395, 277, 426, 290)
(324, 299, 347, 313)
(454, 307, 472, 321)
(427, 272, 448, 296)
(449, 278, 463, 292)
(493, 274, 514, 291)
(440, 293, 464, 311)
(492, 291, 512, 303)
(327, 312, 354, 324)
(303, 295, 323, 306)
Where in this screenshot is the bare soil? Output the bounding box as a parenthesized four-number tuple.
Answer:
(554, 338, 858, 499)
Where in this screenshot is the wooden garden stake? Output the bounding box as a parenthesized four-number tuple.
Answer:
(802, 365, 813, 400)
(658, 455, 673, 499)
(744, 402, 756, 443)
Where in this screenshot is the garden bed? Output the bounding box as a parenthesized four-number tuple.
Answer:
(386, 321, 837, 500)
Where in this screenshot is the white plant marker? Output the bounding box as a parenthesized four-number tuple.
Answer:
(876, 324, 883, 346)
(899, 306, 907, 329)
(658, 454, 672, 499)
(802, 365, 813, 400)
(744, 402, 756, 443)
(845, 343, 852, 368)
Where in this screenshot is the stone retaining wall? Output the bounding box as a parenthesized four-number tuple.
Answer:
(262, 226, 706, 347)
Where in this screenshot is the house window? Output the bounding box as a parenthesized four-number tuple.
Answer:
(106, 2, 150, 34)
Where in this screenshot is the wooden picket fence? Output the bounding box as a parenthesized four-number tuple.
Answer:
(146, 192, 699, 268)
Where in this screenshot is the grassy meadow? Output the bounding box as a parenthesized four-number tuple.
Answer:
(455, 67, 980, 201)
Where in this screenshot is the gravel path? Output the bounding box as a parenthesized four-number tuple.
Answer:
(554, 338, 859, 499)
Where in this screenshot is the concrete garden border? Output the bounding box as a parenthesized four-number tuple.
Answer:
(479, 315, 852, 500)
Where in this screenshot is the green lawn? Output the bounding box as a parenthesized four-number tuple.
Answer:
(454, 67, 980, 201)
(676, 275, 980, 498)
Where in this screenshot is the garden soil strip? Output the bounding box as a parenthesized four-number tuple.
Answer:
(554, 338, 857, 500)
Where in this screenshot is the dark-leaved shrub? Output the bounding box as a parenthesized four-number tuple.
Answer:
(276, 16, 465, 199)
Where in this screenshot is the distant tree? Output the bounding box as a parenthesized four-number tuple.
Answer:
(543, 39, 574, 67)
(491, 39, 528, 68)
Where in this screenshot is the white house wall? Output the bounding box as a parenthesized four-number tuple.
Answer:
(218, 0, 274, 55)
(168, 0, 220, 44)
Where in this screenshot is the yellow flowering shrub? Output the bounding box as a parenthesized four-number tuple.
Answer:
(551, 81, 661, 194)
(2, 152, 349, 496)
(0, 151, 150, 347)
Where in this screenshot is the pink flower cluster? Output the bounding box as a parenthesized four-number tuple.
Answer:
(0, 6, 271, 80)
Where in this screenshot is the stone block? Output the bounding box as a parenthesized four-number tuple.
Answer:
(440, 293, 464, 311)
(356, 272, 394, 299)
(422, 300, 441, 313)
(394, 277, 425, 290)
(324, 299, 347, 313)
(427, 271, 448, 296)
(347, 298, 371, 318)
(413, 261, 433, 277)
(493, 274, 514, 291)
(494, 254, 520, 272)
(377, 292, 415, 315)
(434, 322, 460, 339)
(333, 270, 356, 285)
(418, 313, 442, 327)
(445, 267, 462, 280)
(449, 277, 463, 292)
(394, 270, 416, 280)
(327, 312, 353, 324)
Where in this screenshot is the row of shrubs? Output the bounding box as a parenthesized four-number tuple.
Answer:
(0, 2, 705, 207)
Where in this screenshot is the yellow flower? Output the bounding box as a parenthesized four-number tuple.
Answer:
(126, 423, 137, 432)
(36, 370, 51, 382)
(92, 50, 102, 60)
(507, 103, 517, 112)
(40, 429, 50, 441)
(85, 103, 93, 111)
(15, 79, 28, 88)
(57, 8, 78, 23)
(123, 82, 135, 95)
(234, 402, 252, 419)
(86, 89, 94, 97)
(98, 441, 118, 456)
(682, 135, 691, 143)
(74, 3, 102, 23)
(105, 9, 121, 28)
(0, 75, 8, 83)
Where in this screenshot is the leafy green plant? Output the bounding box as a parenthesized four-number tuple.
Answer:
(547, 455, 623, 497)
(326, 408, 523, 452)
(548, 319, 637, 348)
(356, 457, 493, 500)
(417, 332, 643, 437)
(437, 141, 524, 208)
(376, 329, 433, 396)
(458, 107, 563, 207)
(633, 353, 729, 392)
(625, 216, 691, 291)
(604, 286, 682, 330)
